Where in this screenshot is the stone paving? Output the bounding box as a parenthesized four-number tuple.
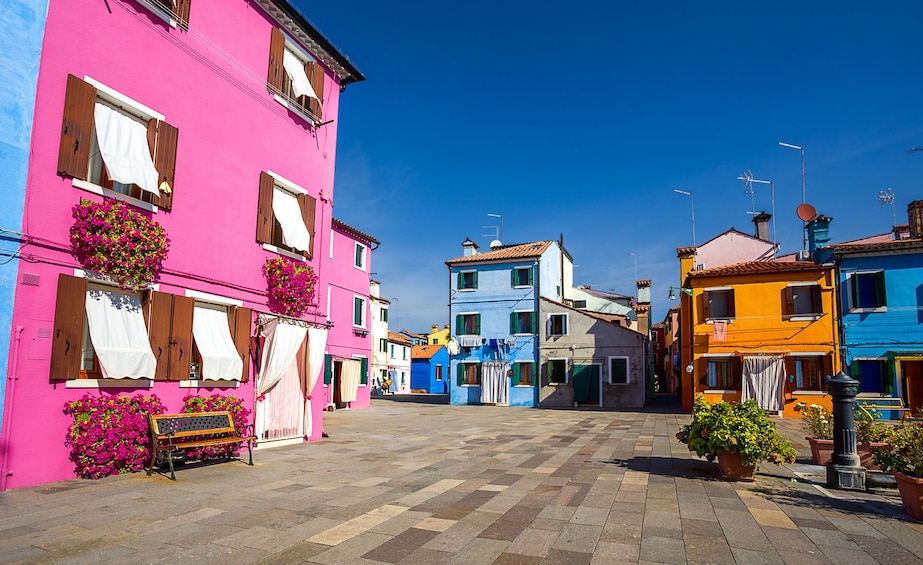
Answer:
(1, 399, 922, 564)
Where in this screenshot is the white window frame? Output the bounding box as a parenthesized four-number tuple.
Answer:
(458, 312, 479, 336)
(547, 313, 569, 337)
(512, 310, 535, 335)
(513, 360, 534, 387)
(608, 356, 630, 385)
(458, 270, 477, 291)
(272, 35, 322, 125)
(260, 171, 312, 260)
(546, 357, 569, 385)
(703, 286, 734, 323)
(326, 285, 332, 322)
(512, 266, 533, 288)
(352, 295, 367, 328)
(703, 354, 737, 393)
(459, 362, 480, 387)
(353, 355, 368, 387)
(329, 228, 335, 259)
(786, 282, 823, 321)
(136, 0, 184, 29)
(845, 271, 888, 313)
(354, 242, 367, 271)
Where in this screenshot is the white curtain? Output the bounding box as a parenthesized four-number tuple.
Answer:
(255, 318, 308, 441)
(340, 358, 361, 403)
(85, 288, 156, 379)
(272, 187, 311, 251)
(282, 49, 319, 100)
(480, 362, 509, 404)
(304, 327, 328, 437)
(192, 304, 243, 381)
(741, 356, 784, 412)
(257, 319, 307, 394)
(93, 102, 160, 194)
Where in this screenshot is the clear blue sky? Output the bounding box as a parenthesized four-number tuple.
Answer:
(296, 0, 923, 331)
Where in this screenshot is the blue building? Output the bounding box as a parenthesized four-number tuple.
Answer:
(814, 202, 923, 417)
(0, 1, 49, 434)
(410, 344, 448, 394)
(446, 238, 568, 407)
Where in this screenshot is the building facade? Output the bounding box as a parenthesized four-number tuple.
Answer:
(387, 332, 412, 393)
(410, 344, 449, 394)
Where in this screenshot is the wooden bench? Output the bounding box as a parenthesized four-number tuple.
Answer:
(147, 411, 256, 480)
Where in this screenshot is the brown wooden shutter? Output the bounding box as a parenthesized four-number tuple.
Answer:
(229, 306, 252, 382)
(702, 291, 711, 321)
(298, 192, 316, 259)
(175, 0, 191, 27)
(782, 287, 794, 318)
(823, 355, 834, 380)
(811, 285, 822, 315)
(170, 295, 194, 381)
(145, 291, 173, 381)
(726, 290, 736, 318)
(307, 61, 324, 120)
(256, 171, 275, 244)
(50, 274, 88, 381)
(152, 120, 178, 211)
(57, 74, 96, 180)
(731, 356, 742, 390)
(267, 27, 285, 94)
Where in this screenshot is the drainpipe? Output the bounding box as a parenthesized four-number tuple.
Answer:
(0, 326, 24, 492)
(534, 259, 540, 406)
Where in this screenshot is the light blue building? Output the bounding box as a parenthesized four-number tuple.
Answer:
(446, 238, 568, 407)
(0, 1, 49, 433)
(814, 202, 923, 417)
(410, 344, 448, 394)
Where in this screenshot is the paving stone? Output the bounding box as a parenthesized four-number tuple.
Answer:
(639, 535, 687, 564)
(540, 548, 593, 565)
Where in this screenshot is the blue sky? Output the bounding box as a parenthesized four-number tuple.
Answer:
(296, 0, 923, 331)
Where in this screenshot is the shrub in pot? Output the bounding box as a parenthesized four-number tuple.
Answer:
(795, 402, 892, 468)
(873, 410, 923, 520)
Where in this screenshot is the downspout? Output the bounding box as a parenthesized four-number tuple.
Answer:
(0, 326, 24, 492)
(447, 265, 452, 398)
(832, 255, 846, 374)
(534, 258, 541, 407)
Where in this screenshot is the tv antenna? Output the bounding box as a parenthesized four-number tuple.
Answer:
(877, 188, 896, 226)
(740, 170, 756, 215)
(737, 171, 776, 249)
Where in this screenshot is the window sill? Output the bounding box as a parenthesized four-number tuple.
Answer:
(513, 384, 533, 388)
(73, 179, 159, 213)
(66, 379, 153, 389)
(262, 243, 306, 262)
(512, 285, 533, 289)
(547, 382, 568, 386)
(460, 384, 480, 387)
(608, 382, 630, 386)
(457, 288, 476, 292)
(180, 380, 241, 388)
(273, 94, 319, 127)
(793, 390, 827, 396)
(787, 315, 822, 322)
(135, 0, 186, 29)
(849, 307, 887, 314)
(705, 319, 733, 324)
(704, 389, 738, 394)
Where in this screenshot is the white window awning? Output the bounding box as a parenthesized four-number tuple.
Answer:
(85, 288, 156, 379)
(93, 102, 160, 195)
(282, 49, 319, 101)
(272, 187, 311, 251)
(192, 304, 244, 381)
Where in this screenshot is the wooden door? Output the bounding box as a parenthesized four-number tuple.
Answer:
(902, 361, 923, 412)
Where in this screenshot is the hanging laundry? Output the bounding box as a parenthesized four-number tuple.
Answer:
(712, 321, 727, 341)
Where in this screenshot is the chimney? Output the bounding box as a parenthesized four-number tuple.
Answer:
(908, 200, 923, 240)
(432, 324, 438, 333)
(636, 279, 651, 305)
(461, 237, 479, 257)
(752, 212, 771, 242)
(807, 215, 832, 257)
(635, 304, 651, 336)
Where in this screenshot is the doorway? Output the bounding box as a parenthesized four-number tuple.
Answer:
(901, 360, 923, 412)
(573, 364, 600, 406)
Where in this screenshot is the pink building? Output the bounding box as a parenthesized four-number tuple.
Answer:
(1, 0, 369, 490)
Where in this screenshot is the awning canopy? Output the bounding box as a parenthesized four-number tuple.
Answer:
(282, 49, 319, 101)
(93, 102, 160, 195)
(85, 288, 156, 379)
(192, 304, 243, 380)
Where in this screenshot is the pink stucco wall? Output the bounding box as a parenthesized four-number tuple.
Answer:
(695, 230, 775, 270)
(2, 0, 351, 490)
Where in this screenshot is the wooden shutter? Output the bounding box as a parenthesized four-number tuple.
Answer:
(455, 314, 462, 335)
(875, 271, 887, 307)
(528, 267, 534, 286)
(457, 364, 465, 386)
(726, 290, 736, 318)
(170, 295, 194, 381)
(474, 314, 480, 335)
(307, 60, 324, 120)
(456, 272, 463, 289)
(267, 27, 285, 94)
(823, 355, 834, 381)
(530, 312, 537, 334)
(146, 291, 174, 381)
(360, 357, 368, 385)
(510, 312, 516, 334)
(57, 74, 96, 180)
(229, 306, 252, 382)
(811, 285, 822, 315)
(730, 357, 742, 390)
(151, 120, 178, 211)
(472, 271, 478, 289)
(298, 192, 316, 258)
(50, 274, 88, 381)
(256, 171, 274, 244)
(511, 364, 520, 386)
(510, 269, 516, 287)
(324, 353, 332, 384)
(848, 274, 859, 309)
(702, 291, 711, 321)
(175, 0, 191, 27)
(782, 287, 794, 318)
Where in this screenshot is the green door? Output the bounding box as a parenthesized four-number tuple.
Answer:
(573, 364, 600, 404)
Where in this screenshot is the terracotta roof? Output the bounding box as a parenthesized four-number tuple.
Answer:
(412, 345, 445, 359)
(688, 260, 827, 279)
(676, 246, 696, 256)
(387, 332, 412, 345)
(446, 241, 553, 265)
(831, 239, 923, 254)
(332, 218, 379, 245)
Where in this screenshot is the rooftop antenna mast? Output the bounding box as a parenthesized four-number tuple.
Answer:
(877, 188, 896, 226)
(487, 213, 503, 242)
(737, 171, 776, 253)
(741, 170, 757, 215)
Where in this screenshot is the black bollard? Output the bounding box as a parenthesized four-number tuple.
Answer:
(826, 370, 866, 490)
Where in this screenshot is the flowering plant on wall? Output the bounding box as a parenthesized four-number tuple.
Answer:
(70, 198, 170, 291)
(263, 256, 317, 317)
(63, 394, 166, 479)
(182, 394, 252, 459)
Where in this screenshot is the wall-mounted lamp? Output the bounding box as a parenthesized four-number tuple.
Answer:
(668, 286, 693, 300)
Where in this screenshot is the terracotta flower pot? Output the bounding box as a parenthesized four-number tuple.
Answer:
(806, 437, 886, 470)
(893, 472, 923, 521)
(716, 451, 756, 482)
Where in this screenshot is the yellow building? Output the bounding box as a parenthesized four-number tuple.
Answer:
(428, 324, 450, 345)
(679, 261, 839, 417)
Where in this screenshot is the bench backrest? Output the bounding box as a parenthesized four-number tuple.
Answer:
(150, 411, 236, 439)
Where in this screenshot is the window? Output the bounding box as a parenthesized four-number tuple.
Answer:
(783, 284, 822, 319)
(609, 357, 629, 384)
(58, 74, 178, 211)
(402, 347, 407, 361)
(191, 303, 244, 381)
(457, 270, 477, 290)
(267, 28, 325, 124)
(785, 355, 829, 391)
(256, 171, 316, 259)
(703, 289, 735, 321)
(705, 358, 740, 390)
(379, 339, 387, 353)
(142, 0, 191, 28)
(546, 359, 567, 384)
(848, 272, 887, 310)
(511, 267, 533, 287)
(353, 296, 366, 327)
(548, 313, 568, 336)
(355, 243, 367, 270)
(574, 300, 587, 309)
(458, 363, 481, 386)
(511, 311, 537, 334)
(390, 344, 395, 357)
(512, 362, 534, 386)
(435, 365, 443, 381)
(77, 285, 155, 380)
(381, 307, 388, 323)
(455, 313, 480, 335)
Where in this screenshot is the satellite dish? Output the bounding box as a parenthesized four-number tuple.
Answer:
(489, 239, 503, 249)
(796, 203, 817, 222)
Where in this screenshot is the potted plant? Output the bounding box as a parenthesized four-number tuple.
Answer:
(873, 410, 923, 520)
(263, 257, 317, 317)
(676, 396, 796, 481)
(794, 402, 892, 468)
